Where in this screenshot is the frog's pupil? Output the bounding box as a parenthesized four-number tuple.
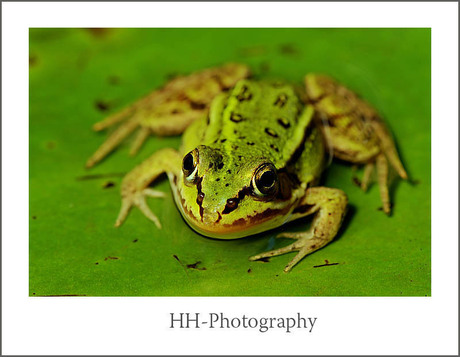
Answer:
(183, 153, 194, 174)
(259, 171, 275, 188)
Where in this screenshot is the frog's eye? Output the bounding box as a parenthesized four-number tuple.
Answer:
(182, 150, 199, 184)
(252, 163, 279, 198)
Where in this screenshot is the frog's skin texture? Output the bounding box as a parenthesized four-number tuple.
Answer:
(86, 63, 407, 272)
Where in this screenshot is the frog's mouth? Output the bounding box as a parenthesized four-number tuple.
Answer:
(173, 189, 294, 239)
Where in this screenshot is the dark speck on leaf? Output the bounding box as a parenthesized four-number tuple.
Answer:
(107, 76, 120, 85)
(104, 256, 119, 261)
(32, 216, 37, 220)
(186, 261, 206, 271)
(102, 181, 115, 189)
(279, 43, 300, 56)
(95, 262, 99, 265)
(352, 177, 361, 187)
(239, 45, 267, 57)
(86, 28, 111, 38)
(29, 54, 38, 67)
(46, 141, 56, 150)
(313, 261, 339, 268)
(259, 61, 270, 73)
(132, 239, 138, 243)
(247, 268, 252, 273)
(165, 72, 182, 81)
(95, 100, 111, 112)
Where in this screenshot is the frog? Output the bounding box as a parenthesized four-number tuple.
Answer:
(86, 63, 407, 272)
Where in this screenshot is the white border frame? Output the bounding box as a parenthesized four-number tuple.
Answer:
(2, 2, 458, 355)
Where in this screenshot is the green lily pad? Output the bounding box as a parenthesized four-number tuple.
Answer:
(29, 28, 430, 296)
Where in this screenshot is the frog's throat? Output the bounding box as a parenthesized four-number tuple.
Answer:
(170, 177, 297, 240)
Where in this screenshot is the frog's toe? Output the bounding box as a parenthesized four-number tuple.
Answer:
(251, 234, 331, 272)
(276, 232, 312, 240)
(249, 243, 299, 262)
(115, 190, 164, 229)
(142, 188, 167, 199)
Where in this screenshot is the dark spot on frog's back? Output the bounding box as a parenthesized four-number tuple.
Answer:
(274, 94, 287, 107)
(270, 144, 279, 152)
(277, 118, 291, 129)
(230, 113, 245, 123)
(236, 86, 252, 102)
(265, 128, 278, 138)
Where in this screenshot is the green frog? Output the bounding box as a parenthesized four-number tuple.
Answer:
(86, 63, 407, 272)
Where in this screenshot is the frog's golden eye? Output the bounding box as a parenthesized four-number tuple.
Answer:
(182, 150, 199, 184)
(252, 163, 279, 198)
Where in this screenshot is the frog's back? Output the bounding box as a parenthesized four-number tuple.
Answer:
(205, 80, 314, 167)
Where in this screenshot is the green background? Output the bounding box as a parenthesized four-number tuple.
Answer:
(29, 28, 431, 296)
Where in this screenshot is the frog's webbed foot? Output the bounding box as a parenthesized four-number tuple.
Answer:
(114, 148, 181, 228)
(249, 187, 348, 272)
(86, 63, 250, 168)
(304, 73, 408, 214)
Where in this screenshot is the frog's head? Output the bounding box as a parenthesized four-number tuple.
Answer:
(174, 145, 297, 239)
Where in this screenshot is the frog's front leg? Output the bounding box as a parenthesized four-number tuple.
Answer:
(249, 187, 347, 273)
(115, 148, 181, 228)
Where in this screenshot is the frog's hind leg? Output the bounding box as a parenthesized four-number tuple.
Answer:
(86, 63, 251, 168)
(304, 74, 408, 213)
(86, 114, 141, 168)
(249, 187, 348, 272)
(129, 127, 151, 156)
(114, 148, 181, 228)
